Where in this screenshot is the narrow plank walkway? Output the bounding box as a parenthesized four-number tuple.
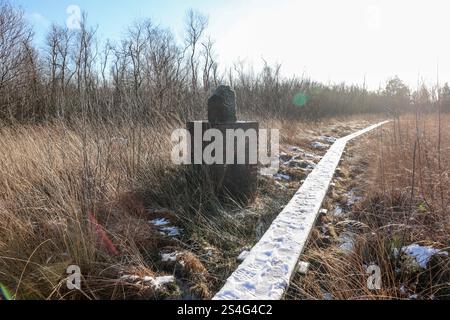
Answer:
(214, 121, 390, 300)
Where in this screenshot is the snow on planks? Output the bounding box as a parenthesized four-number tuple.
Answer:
(213, 121, 390, 300)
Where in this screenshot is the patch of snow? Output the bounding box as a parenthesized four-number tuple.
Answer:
(274, 173, 291, 181)
(237, 250, 250, 262)
(160, 226, 182, 237)
(311, 141, 329, 150)
(320, 289, 334, 300)
(332, 205, 344, 216)
(151, 218, 182, 237)
(324, 292, 334, 300)
(295, 261, 310, 275)
(260, 165, 279, 176)
(150, 218, 170, 226)
(122, 274, 175, 288)
(338, 232, 355, 252)
(161, 252, 179, 262)
(401, 244, 448, 269)
(319, 136, 338, 144)
(143, 275, 175, 288)
(155, 276, 175, 286)
(288, 159, 316, 169)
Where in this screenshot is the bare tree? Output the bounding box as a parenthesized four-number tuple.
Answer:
(45, 24, 73, 118)
(72, 12, 98, 117)
(0, 1, 34, 120)
(0, 2, 414, 124)
(201, 36, 217, 92)
(126, 20, 147, 105)
(184, 9, 208, 95)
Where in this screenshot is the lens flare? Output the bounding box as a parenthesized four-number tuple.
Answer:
(0, 283, 12, 300)
(293, 92, 309, 107)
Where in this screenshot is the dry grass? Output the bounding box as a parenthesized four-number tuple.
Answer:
(287, 114, 449, 300)
(0, 114, 379, 300)
(0, 119, 180, 299)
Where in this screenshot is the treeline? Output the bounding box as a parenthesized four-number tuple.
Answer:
(0, 1, 449, 124)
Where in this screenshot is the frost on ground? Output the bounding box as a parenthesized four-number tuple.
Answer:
(401, 244, 448, 269)
(332, 204, 344, 216)
(150, 276, 176, 287)
(311, 141, 330, 150)
(338, 232, 356, 252)
(319, 136, 338, 144)
(150, 218, 170, 226)
(150, 217, 182, 237)
(161, 252, 179, 262)
(120, 274, 176, 288)
(274, 173, 291, 181)
(160, 226, 182, 236)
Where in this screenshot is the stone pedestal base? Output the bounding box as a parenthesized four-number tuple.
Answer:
(187, 121, 259, 204)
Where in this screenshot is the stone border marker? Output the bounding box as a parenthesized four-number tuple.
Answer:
(186, 85, 259, 204)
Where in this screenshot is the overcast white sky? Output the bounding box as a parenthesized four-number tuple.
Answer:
(208, 0, 450, 90)
(20, 0, 450, 90)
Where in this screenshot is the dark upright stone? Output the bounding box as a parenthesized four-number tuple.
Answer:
(208, 85, 237, 123)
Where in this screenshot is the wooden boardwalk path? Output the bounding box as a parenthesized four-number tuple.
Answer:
(214, 121, 390, 300)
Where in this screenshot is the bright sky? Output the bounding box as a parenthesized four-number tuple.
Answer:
(14, 0, 450, 90)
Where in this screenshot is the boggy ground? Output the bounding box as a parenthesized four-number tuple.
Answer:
(286, 115, 449, 300)
(0, 115, 382, 300)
